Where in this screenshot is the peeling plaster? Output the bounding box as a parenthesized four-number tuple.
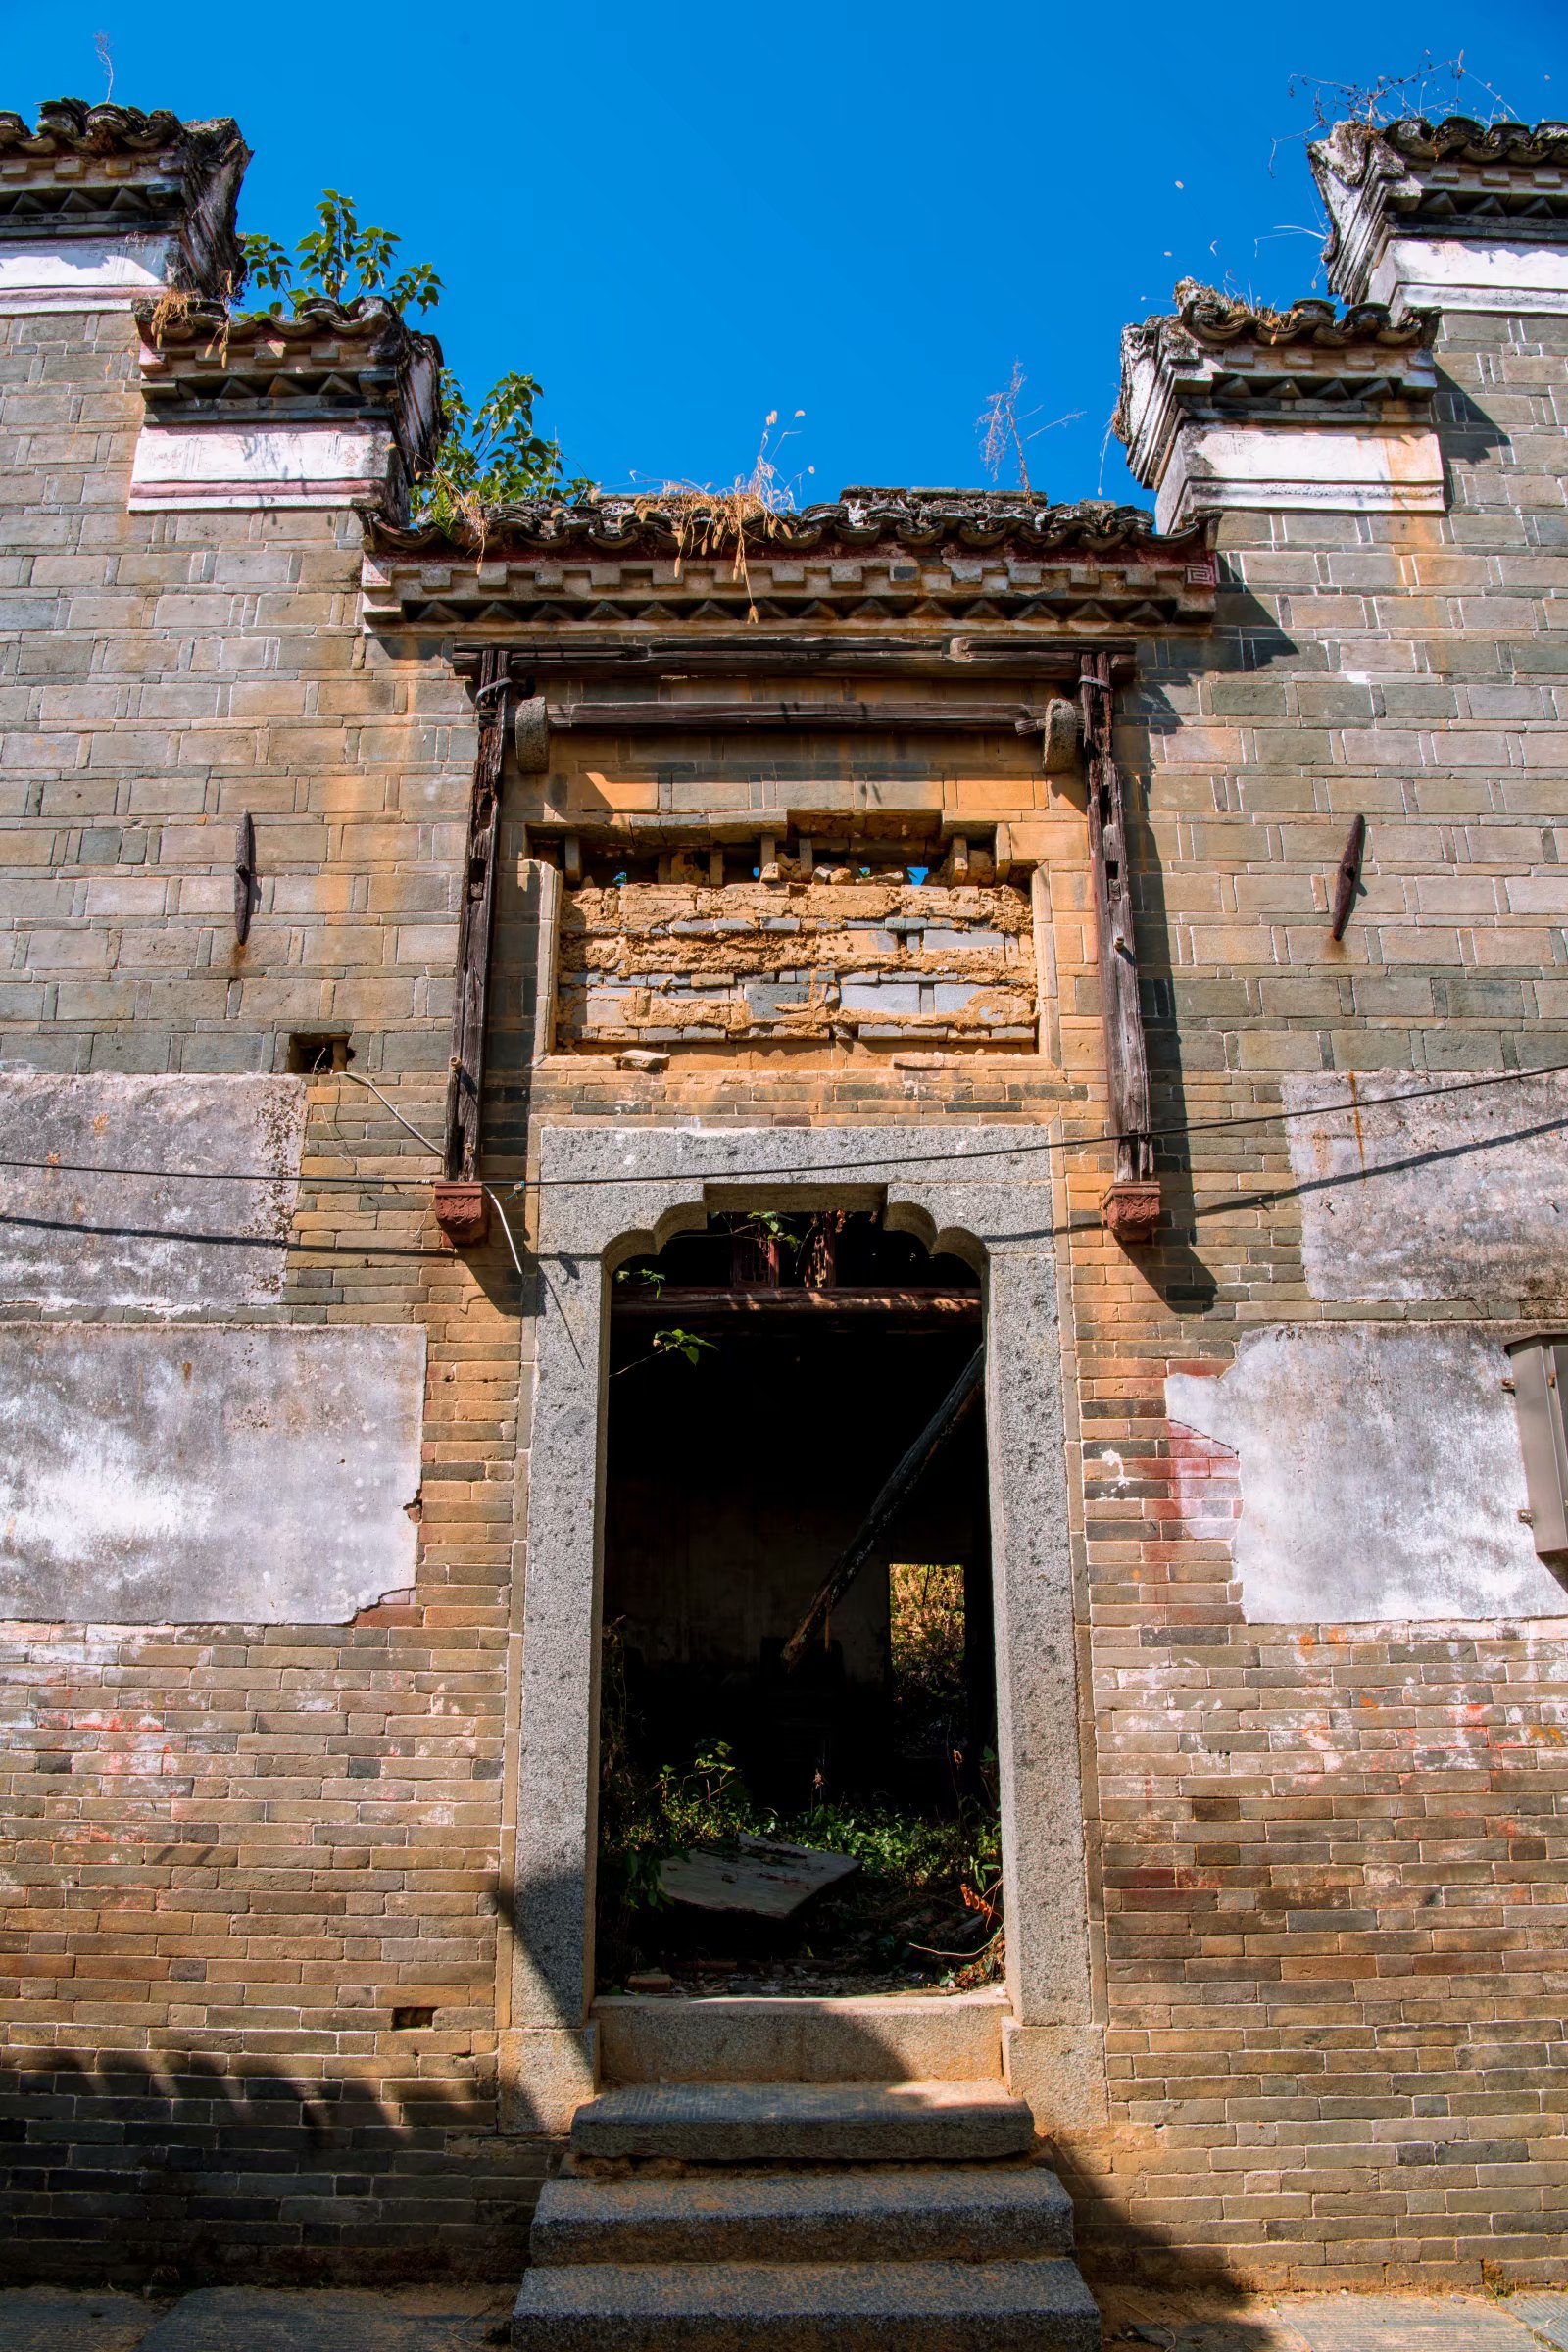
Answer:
(0, 1070, 305, 1313)
(1283, 1071, 1568, 1305)
(1167, 1324, 1568, 1625)
(0, 1324, 425, 1624)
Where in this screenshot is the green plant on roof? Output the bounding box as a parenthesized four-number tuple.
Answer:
(412, 370, 595, 536)
(239, 189, 442, 318)
(236, 189, 595, 533)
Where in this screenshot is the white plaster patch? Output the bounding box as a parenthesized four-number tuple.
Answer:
(1167, 1324, 1568, 1625)
(0, 233, 173, 314)
(0, 1324, 425, 1624)
(129, 420, 394, 510)
(1369, 236, 1568, 317)
(1155, 423, 1445, 532)
(0, 1070, 306, 1313)
(1282, 1071, 1568, 1304)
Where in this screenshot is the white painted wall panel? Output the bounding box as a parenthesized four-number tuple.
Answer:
(1168, 1324, 1568, 1625)
(0, 1324, 425, 1624)
(0, 233, 172, 314)
(0, 1070, 305, 1312)
(1282, 1071, 1568, 1305)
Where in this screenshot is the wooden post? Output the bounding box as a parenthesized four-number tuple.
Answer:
(1080, 650, 1159, 1243)
(436, 646, 508, 1243)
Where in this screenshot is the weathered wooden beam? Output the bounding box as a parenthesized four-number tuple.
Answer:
(613, 1286, 981, 1320)
(441, 645, 508, 1200)
(1080, 649, 1159, 1240)
(547, 698, 1062, 732)
(780, 1346, 984, 1671)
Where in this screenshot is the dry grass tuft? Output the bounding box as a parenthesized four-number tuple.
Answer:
(632, 410, 806, 622)
(144, 283, 195, 341)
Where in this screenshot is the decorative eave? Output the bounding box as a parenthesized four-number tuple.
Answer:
(0, 98, 247, 311)
(131, 295, 442, 514)
(359, 491, 1218, 648)
(1311, 114, 1568, 314)
(1117, 289, 1443, 532)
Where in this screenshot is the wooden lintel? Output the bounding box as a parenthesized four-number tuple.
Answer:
(442, 647, 508, 1182)
(545, 698, 1062, 732)
(1080, 649, 1155, 1192)
(613, 1286, 981, 1319)
(451, 640, 1140, 685)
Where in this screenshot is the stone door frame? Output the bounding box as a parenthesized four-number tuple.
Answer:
(501, 1124, 1102, 2130)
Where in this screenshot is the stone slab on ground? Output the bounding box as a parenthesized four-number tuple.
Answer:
(534, 2161, 1075, 2265)
(134, 2289, 506, 2352)
(0, 2294, 163, 2352)
(1511, 2300, 1568, 2351)
(1279, 2294, 1553, 2350)
(512, 2256, 1102, 2351)
(570, 2077, 1035, 2162)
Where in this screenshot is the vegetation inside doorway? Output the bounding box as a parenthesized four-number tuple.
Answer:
(596, 1206, 1003, 1998)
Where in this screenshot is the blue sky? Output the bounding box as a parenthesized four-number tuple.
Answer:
(3, 0, 1563, 506)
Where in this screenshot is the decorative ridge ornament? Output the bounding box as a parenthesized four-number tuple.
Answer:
(1311, 115, 1568, 311)
(136, 293, 437, 354)
(1171, 288, 1434, 352)
(1383, 114, 1568, 169)
(0, 98, 233, 158)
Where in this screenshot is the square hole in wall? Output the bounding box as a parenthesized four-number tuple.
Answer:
(286, 1031, 355, 1074)
(390, 2004, 436, 2031)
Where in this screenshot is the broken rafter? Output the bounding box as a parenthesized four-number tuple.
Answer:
(443, 646, 508, 1184)
(780, 1346, 985, 1671)
(1080, 649, 1156, 1212)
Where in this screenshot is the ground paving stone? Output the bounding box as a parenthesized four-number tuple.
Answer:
(134, 2290, 507, 2352)
(1278, 2293, 1548, 2350)
(0, 2293, 162, 2352)
(1507, 2299, 1568, 2350)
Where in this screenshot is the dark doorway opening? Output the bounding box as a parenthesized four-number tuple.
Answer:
(596, 1208, 1000, 1998)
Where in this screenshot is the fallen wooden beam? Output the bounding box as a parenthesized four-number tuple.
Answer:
(780, 1346, 985, 1670)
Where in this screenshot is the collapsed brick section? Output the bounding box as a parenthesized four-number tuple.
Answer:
(556, 875, 1037, 1049)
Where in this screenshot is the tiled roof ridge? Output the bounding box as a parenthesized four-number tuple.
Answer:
(0, 96, 241, 161)
(136, 292, 439, 360)
(1315, 114, 1568, 194)
(368, 491, 1203, 559)
(1382, 113, 1568, 168)
(1169, 284, 1434, 351)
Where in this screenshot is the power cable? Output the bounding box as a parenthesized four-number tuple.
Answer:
(0, 1058, 1562, 1194)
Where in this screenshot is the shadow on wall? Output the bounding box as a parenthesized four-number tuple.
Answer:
(0, 2048, 544, 2290)
(1054, 2134, 1322, 2338)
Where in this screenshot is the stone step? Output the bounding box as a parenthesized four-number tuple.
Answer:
(533, 2162, 1075, 2265)
(570, 2079, 1035, 2165)
(594, 1988, 1008, 2085)
(512, 2258, 1101, 2351)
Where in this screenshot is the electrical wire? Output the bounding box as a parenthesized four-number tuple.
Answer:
(0, 1058, 1563, 1194)
(340, 1065, 446, 1158)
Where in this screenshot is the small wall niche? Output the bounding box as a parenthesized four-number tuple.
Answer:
(286, 1031, 355, 1074)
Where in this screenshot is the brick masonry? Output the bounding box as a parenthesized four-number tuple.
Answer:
(2, 106, 1568, 2295)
